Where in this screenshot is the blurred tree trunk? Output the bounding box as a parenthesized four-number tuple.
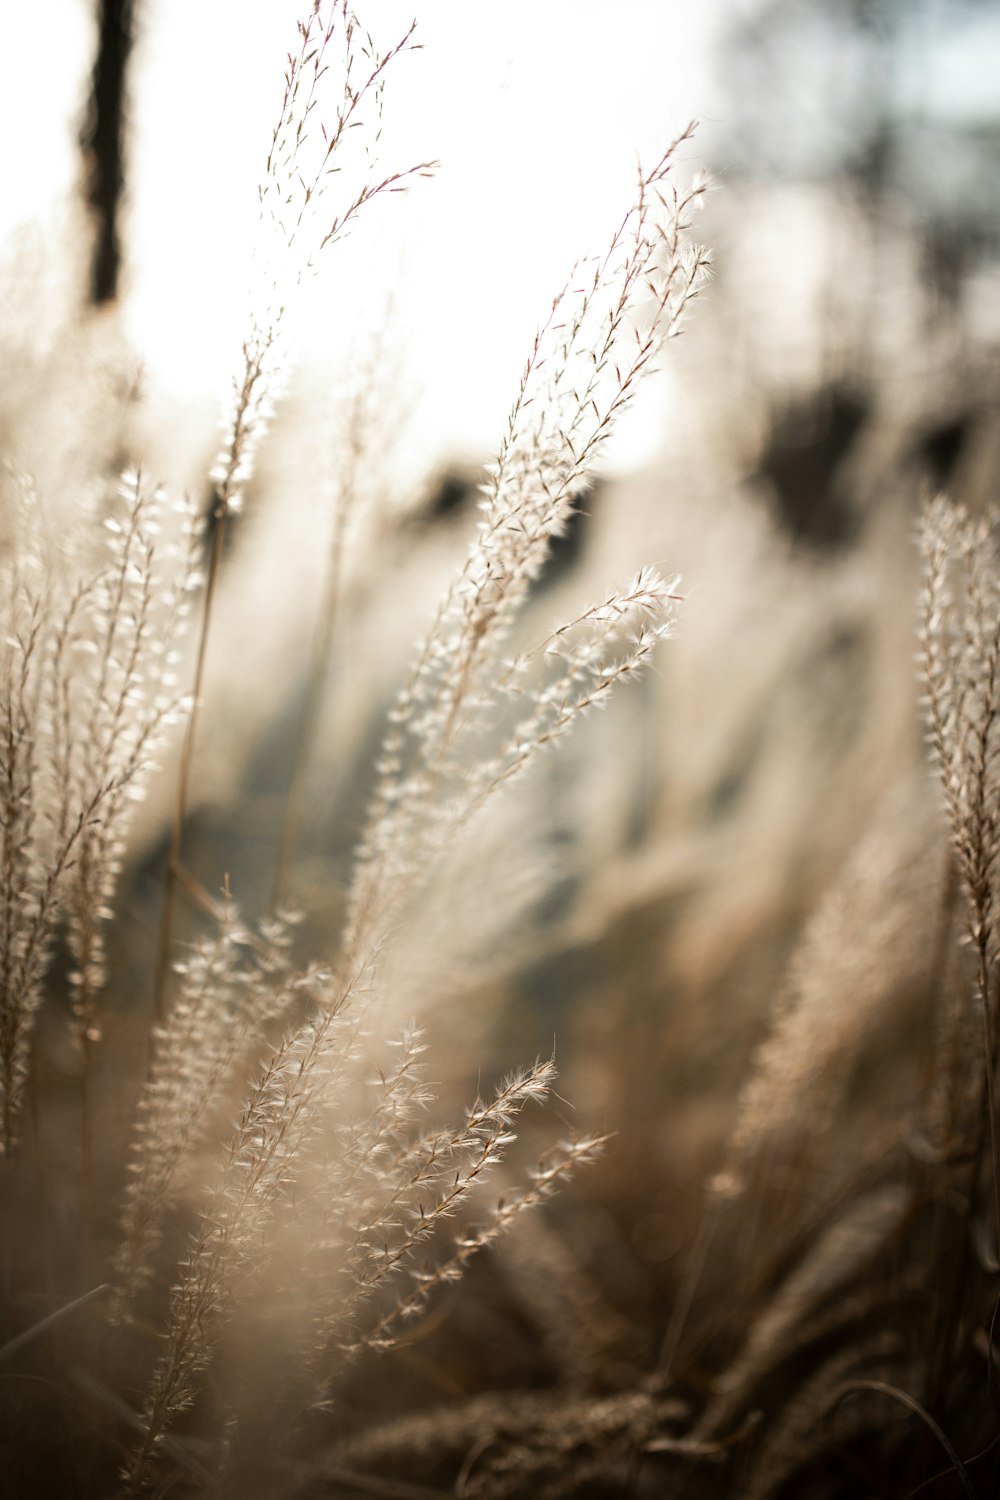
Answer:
(82, 0, 136, 305)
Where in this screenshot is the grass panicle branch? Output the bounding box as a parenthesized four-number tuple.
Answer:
(343, 132, 709, 964)
(0, 471, 197, 1156)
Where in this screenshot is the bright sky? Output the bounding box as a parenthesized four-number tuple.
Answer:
(0, 1, 721, 475)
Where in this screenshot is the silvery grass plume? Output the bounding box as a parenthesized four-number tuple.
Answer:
(112, 905, 312, 1313)
(122, 1031, 600, 1494)
(919, 495, 1000, 1245)
(712, 788, 941, 1207)
(121, 117, 708, 1498)
(215, 0, 436, 525)
(0, 466, 198, 1154)
(345, 126, 710, 966)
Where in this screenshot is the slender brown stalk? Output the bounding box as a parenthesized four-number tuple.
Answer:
(152, 467, 235, 1021)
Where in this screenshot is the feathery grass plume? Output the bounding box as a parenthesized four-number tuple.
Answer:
(0, 534, 62, 1154)
(113, 905, 309, 1313)
(123, 1044, 580, 1491)
(219, 0, 436, 525)
(199, 1049, 601, 1490)
(282, 1021, 436, 1313)
(0, 467, 196, 1154)
(351, 565, 682, 949)
(919, 495, 1000, 1243)
(709, 788, 940, 1206)
(326, 1387, 691, 1500)
(122, 975, 365, 1497)
(292, 1063, 590, 1397)
(370, 1135, 605, 1325)
(316, 1098, 602, 1368)
(345, 129, 709, 959)
(58, 473, 200, 1042)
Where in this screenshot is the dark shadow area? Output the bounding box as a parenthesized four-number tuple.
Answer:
(756, 386, 867, 550)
